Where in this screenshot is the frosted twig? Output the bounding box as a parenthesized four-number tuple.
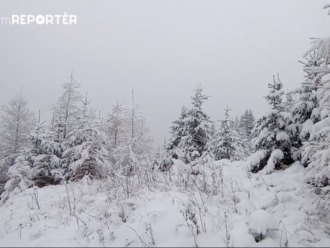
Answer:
(259, 175, 270, 191)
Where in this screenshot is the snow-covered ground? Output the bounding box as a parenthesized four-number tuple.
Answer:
(0, 160, 329, 247)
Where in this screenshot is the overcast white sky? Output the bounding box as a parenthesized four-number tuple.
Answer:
(0, 0, 329, 147)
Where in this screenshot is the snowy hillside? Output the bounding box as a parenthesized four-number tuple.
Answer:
(1, 3, 330, 248)
(1, 160, 329, 247)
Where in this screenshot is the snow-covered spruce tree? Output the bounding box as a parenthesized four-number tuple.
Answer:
(186, 85, 212, 164)
(167, 85, 212, 165)
(109, 100, 153, 199)
(0, 111, 66, 203)
(301, 6, 330, 212)
(112, 90, 153, 178)
(105, 102, 126, 164)
(301, 38, 330, 185)
(235, 113, 251, 155)
(214, 106, 246, 161)
(205, 122, 219, 162)
(247, 110, 256, 136)
(251, 75, 293, 173)
(51, 73, 82, 142)
(233, 115, 240, 130)
(166, 105, 189, 162)
(62, 93, 110, 181)
(299, 45, 330, 167)
(0, 93, 34, 195)
(286, 53, 321, 165)
(239, 109, 255, 155)
(0, 92, 34, 162)
(239, 109, 255, 142)
(214, 106, 232, 160)
(0, 147, 34, 204)
(28, 111, 65, 187)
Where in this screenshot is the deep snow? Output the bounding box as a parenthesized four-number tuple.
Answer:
(0, 159, 330, 247)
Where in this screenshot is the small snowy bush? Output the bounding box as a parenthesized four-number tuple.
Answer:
(247, 150, 269, 173)
(247, 209, 279, 242)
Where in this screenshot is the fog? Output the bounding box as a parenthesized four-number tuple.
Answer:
(0, 0, 329, 146)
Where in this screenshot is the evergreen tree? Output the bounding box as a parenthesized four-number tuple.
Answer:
(299, 5, 330, 209)
(233, 115, 240, 131)
(206, 122, 219, 162)
(251, 75, 293, 173)
(184, 85, 212, 164)
(62, 93, 110, 181)
(301, 35, 330, 189)
(215, 106, 233, 160)
(239, 109, 255, 154)
(51, 73, 82, 142)
(166, 105, 189, 161)
(215, 106, 246, 161)
(0, 147, 34, 204)
(167, 85, 212, 165)
(239, 110, 250, 139)
(247, 110, 255, 138)
(0, 92, 34, 162)
(106, 102, 125, 164)
(1, 111, 64, 203)
(286, 54, 320, 164)
(0, 93, 34, 195)
(112, 90, 153, 177)
(28, 111, 65, 187)
(107, 103, 125, 148)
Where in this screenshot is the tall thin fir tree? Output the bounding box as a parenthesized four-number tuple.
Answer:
(107, 103, 125, 148)
(239, 109, 255, 154)
(106, 102, 125, 164)
(185, 84, 212, 164)
(113, 90, 153, 177)
(215, 105, 233, 160)
(247, 110, 255, 140)
(233, 115, 240, 131)
(207, 122, 219, 160)
(51, 72, 82, 142)
(215, 106, 246, 161)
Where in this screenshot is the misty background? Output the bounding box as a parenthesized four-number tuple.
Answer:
(0, 0, 329, 147)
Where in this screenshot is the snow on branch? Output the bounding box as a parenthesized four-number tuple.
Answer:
(304, 37, 330, 65)
(324, 4, 330, 15)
